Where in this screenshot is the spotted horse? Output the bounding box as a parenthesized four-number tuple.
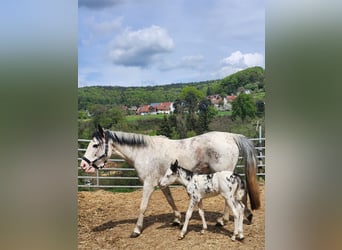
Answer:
(160, 160, 246, 241)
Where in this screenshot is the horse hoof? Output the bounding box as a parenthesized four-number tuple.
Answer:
(172, 221, 181, 227)
(247, 214, 253, 224)
(215, 222, 223, 227)
(130, 232, 140, 238)
(178, 236, 184, 240)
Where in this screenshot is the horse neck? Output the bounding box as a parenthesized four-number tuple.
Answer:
(177, 168, 192, 186)
(110, 143, 141, 164)
(106, 131, 149, 160)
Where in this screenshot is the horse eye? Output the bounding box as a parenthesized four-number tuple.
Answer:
(93, 144, 99, 148)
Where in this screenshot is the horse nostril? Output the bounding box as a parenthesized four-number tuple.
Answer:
(80, 161, 87, 169)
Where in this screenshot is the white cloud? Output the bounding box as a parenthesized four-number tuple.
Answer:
(211, 65, 242, 79)
(212, 50, 264, 79)
(109, 25, 174, 68)
(221, 50, 264, 67)
(80, 17, 123, 46)
(159, 55, 204, 71)
(86, 16, 123, 35)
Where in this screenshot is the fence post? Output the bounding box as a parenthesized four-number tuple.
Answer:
(258, 125, 264, 169)
(96, 169, 99, 187)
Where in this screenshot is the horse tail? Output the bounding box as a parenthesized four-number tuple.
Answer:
(234, 135, 261, 210)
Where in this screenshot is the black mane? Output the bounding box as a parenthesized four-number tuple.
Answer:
(91, 130, 104, 144)
(175, 165, 194, 179)
(106, 131, 147, 147)
(91, 130, 147, 147)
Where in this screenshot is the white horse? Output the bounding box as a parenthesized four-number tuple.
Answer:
(160, 160, 246, 241)
(80, 125, 260, 237)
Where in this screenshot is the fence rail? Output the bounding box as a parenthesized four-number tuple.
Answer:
(78, 133, 265, 190)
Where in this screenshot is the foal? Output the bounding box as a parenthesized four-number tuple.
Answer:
(160, 160, 246, 241)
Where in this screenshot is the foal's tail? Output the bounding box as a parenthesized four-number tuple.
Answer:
(233, 173, 246, 201)
(234, 135, 261, 210)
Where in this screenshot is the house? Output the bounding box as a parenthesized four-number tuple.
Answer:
(207, 95, 223, 106)
(136, 105, 150, 115)
(207, 94, 236, 111)
(226, 95, 237, 103)
(136, 102, 174, 115)
(156, 102, 174, 114)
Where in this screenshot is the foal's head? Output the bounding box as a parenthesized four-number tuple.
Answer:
(159, 160, 179, 188)
(160, 160, 193, 188)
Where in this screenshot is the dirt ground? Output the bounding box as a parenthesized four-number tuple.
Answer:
(78, 184, 264, 249)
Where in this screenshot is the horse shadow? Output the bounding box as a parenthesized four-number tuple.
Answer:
(92, 211, 250, 237)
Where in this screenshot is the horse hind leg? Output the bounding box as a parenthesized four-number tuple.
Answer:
(198, 200, 207, 234)
(161, 186, 182, 226)
(216, 201, 230, 227)
(130, 182, 154, 238)
(238, 201, 245, 240)
(242, 188, 253, 224)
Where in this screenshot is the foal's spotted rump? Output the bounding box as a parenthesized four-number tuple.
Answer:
(160, 160, 246, 241)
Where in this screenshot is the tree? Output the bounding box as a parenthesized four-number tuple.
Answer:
(88, 104, 127, 129)
(255, 100, 265, 117)
(232, 93, 256, 121)
(180, 86, 205, 113)
(157, 115, 172, 138)
(196, 99, 217, 134)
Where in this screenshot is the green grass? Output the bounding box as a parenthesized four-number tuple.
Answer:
(126, 113, 167, 122)
(217, 110, 232, 116)
(253, 92, 265, 100)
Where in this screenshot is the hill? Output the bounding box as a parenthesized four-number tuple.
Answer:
(78, 66, 265, 111)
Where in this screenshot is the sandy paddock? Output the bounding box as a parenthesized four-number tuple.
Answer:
(78, 184, 265, 249)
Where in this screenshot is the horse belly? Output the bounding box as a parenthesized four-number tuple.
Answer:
(193, 134, 239, 173)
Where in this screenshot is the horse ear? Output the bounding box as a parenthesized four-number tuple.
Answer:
(171, 160, 178, 173)
(97, 124, 105, 138)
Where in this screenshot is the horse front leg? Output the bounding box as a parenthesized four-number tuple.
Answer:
(161, 186, 181, 226)
(130, 182, 154, 238)
(179, 199, 196, 240)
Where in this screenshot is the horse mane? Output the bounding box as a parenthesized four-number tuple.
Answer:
(92, 129, 148, 147)
(106, 131, 147, 147)
(91, 130, 104, 143)
(174, 164, 194, 179)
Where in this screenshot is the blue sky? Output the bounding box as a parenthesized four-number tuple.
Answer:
(78, 0, 264, 87)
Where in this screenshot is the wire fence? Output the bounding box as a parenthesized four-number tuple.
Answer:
(77, 131, 265, 190)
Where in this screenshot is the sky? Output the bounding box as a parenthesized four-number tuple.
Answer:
(78, 0, 264, 87)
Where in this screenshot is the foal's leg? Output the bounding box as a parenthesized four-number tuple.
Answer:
(198, 200, 207, 234)
(161, 186, 182, 226)
(237, 201, 245, 240)
(216, 202, 230, 227)
(179, 198, 197, 240)
(223, 194, 240, 241)
(131, 182, 154, 238)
